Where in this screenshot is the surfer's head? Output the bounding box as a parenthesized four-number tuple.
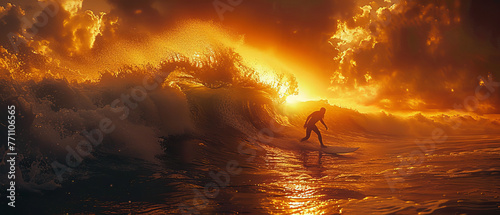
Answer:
(320, 107, 326, 114)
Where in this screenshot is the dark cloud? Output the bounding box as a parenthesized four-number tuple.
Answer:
(468, 0, 500, 48)
(0, 1, 109, 80)
(0, 3, 25, 52)
(106, 0, 164, 32)
(0, 3, 52, 77)
(329, 0, 500, 113)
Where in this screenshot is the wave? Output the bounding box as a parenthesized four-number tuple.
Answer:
(0, 47, 296, 190)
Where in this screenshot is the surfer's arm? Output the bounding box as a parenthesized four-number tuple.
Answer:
(320, 119, 327, 130)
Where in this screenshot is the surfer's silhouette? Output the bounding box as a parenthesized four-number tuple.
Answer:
(301, 107, 328, 148)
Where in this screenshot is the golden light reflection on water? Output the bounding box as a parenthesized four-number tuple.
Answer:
(257, 146, 336, 214)
(259, 178, 332, 215)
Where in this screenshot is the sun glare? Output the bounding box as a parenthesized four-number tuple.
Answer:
(286, 92, 313, 106)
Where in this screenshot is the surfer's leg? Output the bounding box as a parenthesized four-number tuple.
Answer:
(312, 125, 325, 147)
(301, 127, 312, 141)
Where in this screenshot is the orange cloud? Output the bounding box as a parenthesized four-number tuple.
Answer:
(328, 0, 500, 113)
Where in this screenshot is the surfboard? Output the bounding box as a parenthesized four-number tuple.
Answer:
(321, 146, 359, 154)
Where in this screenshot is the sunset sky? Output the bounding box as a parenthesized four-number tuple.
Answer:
(1, 0, 499, 114)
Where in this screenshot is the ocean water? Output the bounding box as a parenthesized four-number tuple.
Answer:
(10, 131, 500, 214)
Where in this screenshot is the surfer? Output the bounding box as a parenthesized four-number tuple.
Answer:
(301, 107, 328, 148)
